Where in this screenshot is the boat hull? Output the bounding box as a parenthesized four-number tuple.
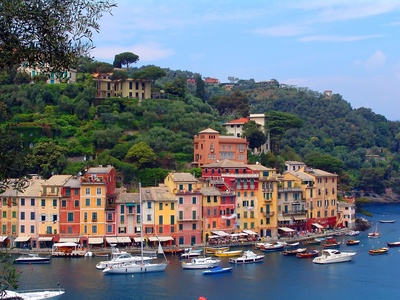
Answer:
(313, 251, 356, 264)
(387, 242, 400, 247)
(202, 266, 233, 275)
(182, 257, 221, 269)
(214, 250, 242, 257)
(14, 258, 51, 264)
(103, 262, 168, 274)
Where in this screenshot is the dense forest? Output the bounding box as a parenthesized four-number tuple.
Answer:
(1, 62, 400, 195)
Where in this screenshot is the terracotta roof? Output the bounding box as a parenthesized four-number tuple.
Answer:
(202, 159, 248, 168)
(200, 187, 221, 196)
(198, 128, 219, 134)
(223, 117, 249, 125)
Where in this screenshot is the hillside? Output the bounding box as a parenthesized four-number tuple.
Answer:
(1, 69, 400, 195)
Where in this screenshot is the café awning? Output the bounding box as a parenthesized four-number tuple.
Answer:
(242, 229, 257, 235)
(312, 223, 324, 229)
(133, 237, 145, 242)
(106, 237, 118, 244)
(277, 216, 292, 222)
(38, 236, 54, 242)
(0, 236, 8, 242)
(14, 236, 31, 242)
(118, 237, 131, 243)
(88, 237, 104, 244)
(59, 237, 80, 243)
(211, 231, 230, 237)
(293, 215, 307, 221)
(278, 227, 296, 232)
(148, 236, 174, 242)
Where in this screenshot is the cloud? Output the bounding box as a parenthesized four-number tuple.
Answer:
(364, 50, 386, 69)
(250, 24, 311, 37)
(90, 43, 175, 62)
(299, 34, 383, 42)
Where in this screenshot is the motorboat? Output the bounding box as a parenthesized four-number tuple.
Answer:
(285, 242, 299, 248)
(369, 247, 389, 255)
(214, 250, 242, 257)
(163, 247, 185, 254)
(14, 253, 51, 264)
(182, 257, 221, 269)
(202, 266, 233, 275)
(4, 286, 65, 299)
(283, 248, 306, 256)
(386, 241, 400, 247)
(229, 250, 264, 264)
(96, 252, 155, 270)
(205, 246, 229, 254)
(259, 242, 285, 252)
(180, 251, 202, 259)
(346, 240, 360, 246)
(296, 250, 319, 258)
(345, 231, 360, 236)
(51, 242, 86, 257)
(303, 239, 321, 245)
(379, 220, 395, 223)
(312, 249, 356, 264)
(322, 241, 341, 249)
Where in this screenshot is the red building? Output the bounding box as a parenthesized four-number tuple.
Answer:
(59, 176, 81, 241)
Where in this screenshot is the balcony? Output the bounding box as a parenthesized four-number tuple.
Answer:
(278, 187, 303, 192)
(263, 212, 275, 217)
(92, 218, 98, 222)
(282, 210, 308, 215)
(178, 217, 199, 222)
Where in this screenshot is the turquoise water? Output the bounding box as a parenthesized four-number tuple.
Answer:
(14, 203, 400, 299)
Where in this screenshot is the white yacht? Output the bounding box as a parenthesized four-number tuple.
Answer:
(312, 249, 356, 264)
(95, 252, 155, 270)
(181, 257, 221, 269)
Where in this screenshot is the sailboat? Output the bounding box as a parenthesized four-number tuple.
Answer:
(103, 183, 168, 274)
(368, 223, 380, 238)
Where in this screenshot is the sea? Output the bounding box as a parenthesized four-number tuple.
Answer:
(12, 203, 400, 300)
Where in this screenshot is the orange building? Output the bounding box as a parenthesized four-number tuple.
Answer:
(193, 128, 248, 166)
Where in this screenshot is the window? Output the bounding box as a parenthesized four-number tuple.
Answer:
(2, 211, 6, 218)
(30, 212, 35, 220)
(46, 226, 52, 234)
(159, 227, 163, 234)
(120, 205, 125, 214)
(97, 188, 102, 195)
(107, 213, 113, 221)
(53, 199, 57, 207)
(171, 202, 174, 210)
(21, 198, 25, 206)
(85, 198, 90, 206)
(192, 223, 196, 230)
(12, 225, 16, 234)
(120, 215, 125, 223)
(41, 199, 45, 207)
(20, 225, 25, 233)
(159, 203, 163, 210)
(84, 225, 87, 234)
(192, 197, 196, 204)
(61, 200, 67, 207)
(179, 197, 183, 204)
(92, 225, 97, 234)
(68, 226, 72, 234)
(85, 188, 90, 195)
(31, 198, 35, 206)
(74, 200, 79, 207)
(159, 216, 163, 225)
(96, 198, 101, 206)
(74, 189, 79, 195)
(147, 202, 151, 209)
(147, 214, 152, 221)
(171, 215, 175, 225)
(84, 212, 88, 221)
(92, 212, 97, 221)
(30, 225, 35, 234)
(68, 212, 73, 222)
(179, 224, 183, 231)
(52, 214, 58, 222)
(20, 212, 25, 220)
(107, 225, 112, 233)
(192, 210, 197, 220)
(207, 196, 211, 203)
(179, 211, 183, 220)
(12, 211, 16, 218)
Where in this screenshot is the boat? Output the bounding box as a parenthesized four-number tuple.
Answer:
(205, 246, 229, 254)
(14, 253, 51, 264)
(387, 241, 400, 247)
(346, 240, 360, 246)
(322, 241, 341, 249)
(369, 247, 389, 255)
(303, 239, 321, 245)
(214, 250, 242, 257)
(202, 265, 233, 275)
(229, 250, 264, 264)
(4, 285, 65, 299)
(283, 248, 306, 256)
(181, 250, 202, 259)
(312, 249, 356, 264)
(51, 242, 86, 257)
(296, 250, 319, 258)
(285, 242, 299, 248)
(345, 230, 360, 236)
(103, 183, 168, 275)
(380, 220, 396, 223)
(163, 247, 186, 254)
(368, 223, 380, 238)
(182, 257, 221, 269)
(259, 242, 285, 252)
(96, 252, 155, 270)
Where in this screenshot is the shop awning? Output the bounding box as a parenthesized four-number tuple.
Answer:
(14, 236, 31, 242)
(106, 237, 118, 244)
(118, 237, 131, 243)
(293, 215, 307, 221)
(231, 233, 247, 237)
(0, 236, 8, 242)
(312, 223, 324, 229)
(88, 237, 104, 244)
(148, 236, 174, 242)
(38, 236, 54, 242)
(133, 237, 145, 242)
(278, 227, 296, 232)
(277, 216, 292, 221)
(211, 231, 230, 237)
(59, 237, 80, 243)
(242, 229, 257, 235)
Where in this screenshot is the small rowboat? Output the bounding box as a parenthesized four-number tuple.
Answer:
(214, 250, 242, 257)
(296, 250, 319, 258)
(346, 240, 360, 246)
(283, 248, 306, 256)
(369, 247, 389, 255)
(202, 266, 233, 275)
(386, 241, 400, 247)
(322, 242, 341, 249)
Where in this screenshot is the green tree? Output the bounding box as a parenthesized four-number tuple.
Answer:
(29, 141, 68, 178)
(0, 0, 116, 71)
(113, 52, 139, 70)
(111, 70, 128, 81)
(304, 151, 344, 174)
(126, 142, 157, 169)
(194, 74, 205, 101)
(134, 65, 166, 86)
(208, 90, 249, 117)
(242, 120, 266, 152)
(164, 76, 186, 98)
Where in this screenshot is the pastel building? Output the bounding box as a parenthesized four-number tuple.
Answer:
(193, 128, 248, 166)
(59, 176, 81, 243)
(113, 191, 139, 245)
(164, 172, 202, 246)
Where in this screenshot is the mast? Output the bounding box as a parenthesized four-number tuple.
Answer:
(139, 182, 144, 264)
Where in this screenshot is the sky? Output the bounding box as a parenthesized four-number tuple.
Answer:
(91, 0, 400, 121)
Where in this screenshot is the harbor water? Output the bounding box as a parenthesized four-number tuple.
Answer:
(13, 203, 400, 300)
